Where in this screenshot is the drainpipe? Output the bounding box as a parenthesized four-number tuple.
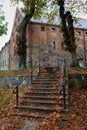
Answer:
(83, 28, 86, 66)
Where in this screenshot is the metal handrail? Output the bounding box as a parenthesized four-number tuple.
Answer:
(12, 76, 30, 106)
(12, 64, 40, 106)
(60, 59, 67, 110)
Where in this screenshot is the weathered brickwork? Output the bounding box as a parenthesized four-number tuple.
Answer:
(9, 8, 23, 70)
(0, 41, 10, 70)
(1, 8, 87, 70)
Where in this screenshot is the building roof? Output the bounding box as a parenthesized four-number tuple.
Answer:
(74, 18, 87, 29)
(17, 7, 87, 29)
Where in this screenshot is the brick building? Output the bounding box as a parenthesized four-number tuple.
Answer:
(0, 41, 10, 70)
(9, 8, 23, 70)
(2, 8, 87, 70)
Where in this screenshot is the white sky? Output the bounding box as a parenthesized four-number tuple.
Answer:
(0, 0, 87, 50)
(0, 0, 16, 50)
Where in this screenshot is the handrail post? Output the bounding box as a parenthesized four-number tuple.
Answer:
(30, 44, 32, 85)
(63, 59, 67, 109)
(39, 59, 40, 73)
(60, 59, 67, 110)
(16, 83, 18, 106)
(30, 68, 32, 84)
(63, 84, 67, 109)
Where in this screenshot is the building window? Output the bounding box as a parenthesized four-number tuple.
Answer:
(85, 32, 87, 36)
(53, 41, 56, 49)
(41, 27, 45, 31)
(51, 28, 55, 32)
(77, 31, 81, 36)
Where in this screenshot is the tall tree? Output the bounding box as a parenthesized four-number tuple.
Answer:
(57, 0, 77, 66)
(0, 6, 8, 36)
(11, 0, 51, 69)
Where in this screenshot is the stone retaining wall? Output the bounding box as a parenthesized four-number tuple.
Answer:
(0, 76, 31, 87)
(68, 74, 87, 88)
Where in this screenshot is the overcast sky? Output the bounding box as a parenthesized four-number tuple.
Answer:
(0, 0, 16, 50)
(0, 0, 87, 50)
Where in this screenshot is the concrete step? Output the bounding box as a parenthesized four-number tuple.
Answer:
(15, 106, 57, 112)
(30, 88, 58, 90)
(12, 113, 49, 118)
(20, 100, 56, 106)
(33, 79, 57, 81)
(30, 88, 58, 92)
(32, 82, 56, 84)
(31, 84, 55, 87)
(36, 77, 57, 80)
(24, 91, 58, 96)
(21, 95, 58, 101)
(14, 67, 64, 119)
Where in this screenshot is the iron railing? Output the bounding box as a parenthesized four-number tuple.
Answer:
(60, 59, 68, 110)
(12, 64, 40, 106)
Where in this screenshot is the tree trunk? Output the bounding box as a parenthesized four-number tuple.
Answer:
(71, 50, 77, 67)
(18, 1, 35, 69)
(18, 15, 29, 69)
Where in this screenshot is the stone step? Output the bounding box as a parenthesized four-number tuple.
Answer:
(24, 91, 58, 96)
(33, 78, 57, 80)
(11, 113, 49, 118)
(39, 71, 59, 74)
(32, 80, 57, 83)
(30, 88, 58, 92)
(20, 100, 56, 106)
(36, 77, 57, 80)
(32, 82, 56, 84)
(31, 84, 54, 87)
(15, 106, 57, 112)
(21, 96, 58, 101)
(14, 67, 65, 119)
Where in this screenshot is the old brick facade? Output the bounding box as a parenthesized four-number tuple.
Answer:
(26, 21, 87, 67)
(9, 8, 23, 70)
(0, 8, 87, 70)
(0, 41, 10, 70)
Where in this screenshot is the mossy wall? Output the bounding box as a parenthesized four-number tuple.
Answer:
(68, 74, 87, 88)
(0, 76, 30, 87)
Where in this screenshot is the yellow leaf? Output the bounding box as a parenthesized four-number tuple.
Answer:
(56, 114, 61, 118)
(71, 113, 77, 117)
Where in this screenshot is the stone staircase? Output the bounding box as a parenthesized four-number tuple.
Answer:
(13, 67, 69, 118)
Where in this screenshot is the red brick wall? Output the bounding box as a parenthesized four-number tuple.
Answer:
(9, 8, 87, 69)
(9, 8, 23, 70)
(26, 22, 65, 54)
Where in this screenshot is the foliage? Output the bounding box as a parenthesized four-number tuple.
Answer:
(0, 6, 8, 36)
